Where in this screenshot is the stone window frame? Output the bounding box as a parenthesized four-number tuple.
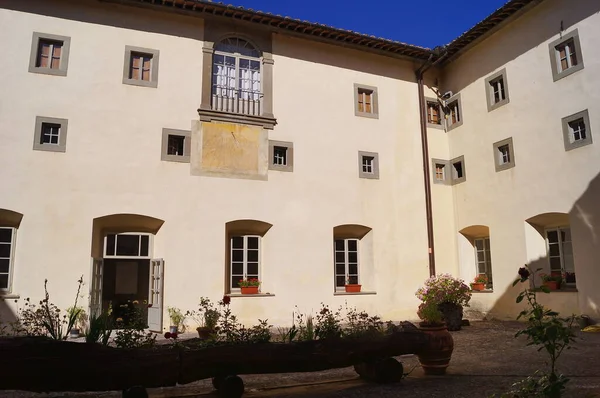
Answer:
(268, 140, 293, 172)
(425, 97, 444, 130)
(484, 68, 510, 112)
(445, 93, 463, 132)
(492, 137, 516, 172)
(122, 46, 160, 88)
(358, 151, 379, 180)
(548, 29, 585, 82)
(450, 155, 466, 185)
(28, 32, 71, 77)
(33, 116, 68, 153)
(562, 109, 592, 151)
(431, 158, 450, 185)
(161, 128, 191, 163)
(354, 83, 379, 119)
(199, 23, 276, 130)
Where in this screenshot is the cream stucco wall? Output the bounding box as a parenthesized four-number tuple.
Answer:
(439, 0, 600, 318)
(0, 0, 433, 329)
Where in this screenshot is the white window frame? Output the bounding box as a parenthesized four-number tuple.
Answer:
(229, 235, 261, 292)
(273, 146, 287, 166)
(474, 237, 493, 289)
(103, 232, 153, 259)
(334, 238, 360, 291)
(568, 119, 586, 143)
(556, 39, 577, 73)
(41, 123, 61, 145)
(498, 144, 511, 165)
(362, 156, 374, 174)
(545, 227, 575, 284)
(0, 227, 16, 293)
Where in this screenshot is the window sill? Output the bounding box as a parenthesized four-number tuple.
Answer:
(226, 293, 275, 298)
(0, 293, 20, 299)
(471, 289, 494, 294)
(198, 108, 277, 130)
(334, 291, 377, 296)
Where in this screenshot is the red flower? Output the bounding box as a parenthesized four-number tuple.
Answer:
(171, 332, 178, 339)
(164, 332, 171, 339)
(223, 295, 231, 305)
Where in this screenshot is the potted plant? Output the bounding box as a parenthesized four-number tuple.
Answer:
(189, 297, 221, 339)
(238, 278, 260, 294)
(415, 274, 472, 331)
(563, 271, 576, 284)
(416, 302, 454, 375)
(66, 306, 87, 338)
(344, 276, 362, 293)
(167, 307, 186, 334)
(541, 273, 562, 290)
(470, 274, 487, 291)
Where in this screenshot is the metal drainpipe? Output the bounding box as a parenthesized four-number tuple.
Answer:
(415, 52, 447, 277)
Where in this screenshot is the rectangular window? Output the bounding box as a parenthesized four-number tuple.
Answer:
(167, 135, 185, 156)
(485, 69, 510, 112)
(0, 228, 14, 291)
(568, 119, 586, 143)
(104, 233, 151, 258)
(427, 101, 441, 125)
(37, 40, 63, 70)
(449, 102, 460, 125)
(362, 156, 374, 174)
(493, 137, 515, 172)
(230, 235, 260, 291)
(498, 144, 510, 165)
(435, 163, 445, 181)
(450, 155, 466, 184)
(273, 146, 287, 166)
(130, 53, 152, 81)
(334, 238, 359, 289)
(33, 116, 68, 153)
(357, 89, 373, 114)
(562, 110, 592, 151)
(445, 93, 463, 131)
(29, 33, 71, 76)
(161, 128, 191, 163)
(474, 238, 493, 289)
(358, 151, 379, 179)
(41, 123, 61, 145)
(354, 84, 379, 119)
(549, 30, 584, 82)
(546, 227, 575, 284)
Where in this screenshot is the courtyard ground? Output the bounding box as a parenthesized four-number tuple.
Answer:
(3, 321, 600, 398)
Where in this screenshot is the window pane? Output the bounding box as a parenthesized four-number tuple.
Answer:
(548, 243, 560, 257)
(231, 262, 244, 275)
(247, 250, 259, 262)
(546, 230, 558, 243)
(347, 275, 359, 284)
(484, 238, 491, 251)
(336, 276, 345, 287)
(115, 235, 140, 256)
(0, 244, 11, 258)
(335, 264, 346, 274)
(0, 274, 8, 289)
(477, 251, 485, 262)
(232, 250, 243, 262)
(0, 258, 10, 273)
(247, 263, 258, 275)
(247, 237, 259, 249)
(475, 239, 484, 250)
(549, 257, 562, 271)
(0, 229, 12, 243)
(348, 263, 358, 275)
(348, 252, 358, 263)
(106, 234, 116, 256)
(247, 273, 259, 281)
(347, 239, 357, 251)
(231, 275, 243, 288)
(477, 263, 487, 274)
(335, 251, 345, 263)
(231, 236, 244, 249)
(140, 235, 149, 256)
(335, 240, 345, 251)
(561, 229, 571, 242)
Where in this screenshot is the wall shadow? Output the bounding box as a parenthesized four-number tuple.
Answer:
(442, 0, 600, 92)
(485, 169, 600, 321)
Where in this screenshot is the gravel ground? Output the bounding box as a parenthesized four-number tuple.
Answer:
(2, 321, 600, 398)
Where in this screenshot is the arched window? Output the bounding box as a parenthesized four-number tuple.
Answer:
(212, 37, 262, 116)
(333, 224, 372, 291)
(459, 225, 493, 289)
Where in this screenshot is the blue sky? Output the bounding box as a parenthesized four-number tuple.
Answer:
(227, 0, 509, 48)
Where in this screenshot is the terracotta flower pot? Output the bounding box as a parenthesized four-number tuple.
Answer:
(345, 284, 362, 293)
(196, 327, 213, 340)
(544, 281, 560, 290)
(470, 282, 485, 291)
(417, 322, 454, 375)
(240, 286, 259, 294)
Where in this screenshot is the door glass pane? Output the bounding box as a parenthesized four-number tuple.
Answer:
(348, 263, 358, 275)
(231, 263, 244, 275)
(231, 236, 244, 249)
(247, 249, 259, 262)
(348, 252, 358, 263)
(0, 228, 12, 243)
(0, 258, 9, 273)
(335, 251, 345, 262)
(548, 243, 560, 257)
(116, 235, 140, 256)
(335, 240, 345, 251)
(549, 257, 562, 271)
(247, 237, 259, 249)
(247, 263, 259, 275)
(0, 244, 11, 258)
(347, 275, 359, 284)
(140, 235, 149, 256)
(335, 264, 346, 274)
(547, 230, 558, 243)
(347, 240, 357, 251)
(336, 276, 345, 287)
(232, 250, 243, 262)
(231, 275, 243, 288)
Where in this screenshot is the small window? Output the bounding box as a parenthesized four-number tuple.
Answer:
(562, 110, 592, 151)
(29, 32, 71, 77)
(358, 151, 379, 179)
(334, 238, 359, 289)
(450, 155, 466, 184)
(268, 140, 294, 172)
(426, 98, 443, 129)
(474, 237, 493, 289)
(33, 116, 68, 153)
(230, 235, 260, 292)
(104, 233, 151, 258)
(485, 68, 510, 111)
(549, 30, 584, 82)
(445, 93, 463, 131)
(431, 159, 449, 185)
(354, 84, 379, 119)
(0, 227, 15, 291)
(545, 227, 575, 285)
(493, 137, 515, 172)
(161, 128, 191, 163)
(123, 46, 160, 88)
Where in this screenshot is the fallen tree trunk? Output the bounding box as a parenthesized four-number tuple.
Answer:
(0, 329, 428, 392)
